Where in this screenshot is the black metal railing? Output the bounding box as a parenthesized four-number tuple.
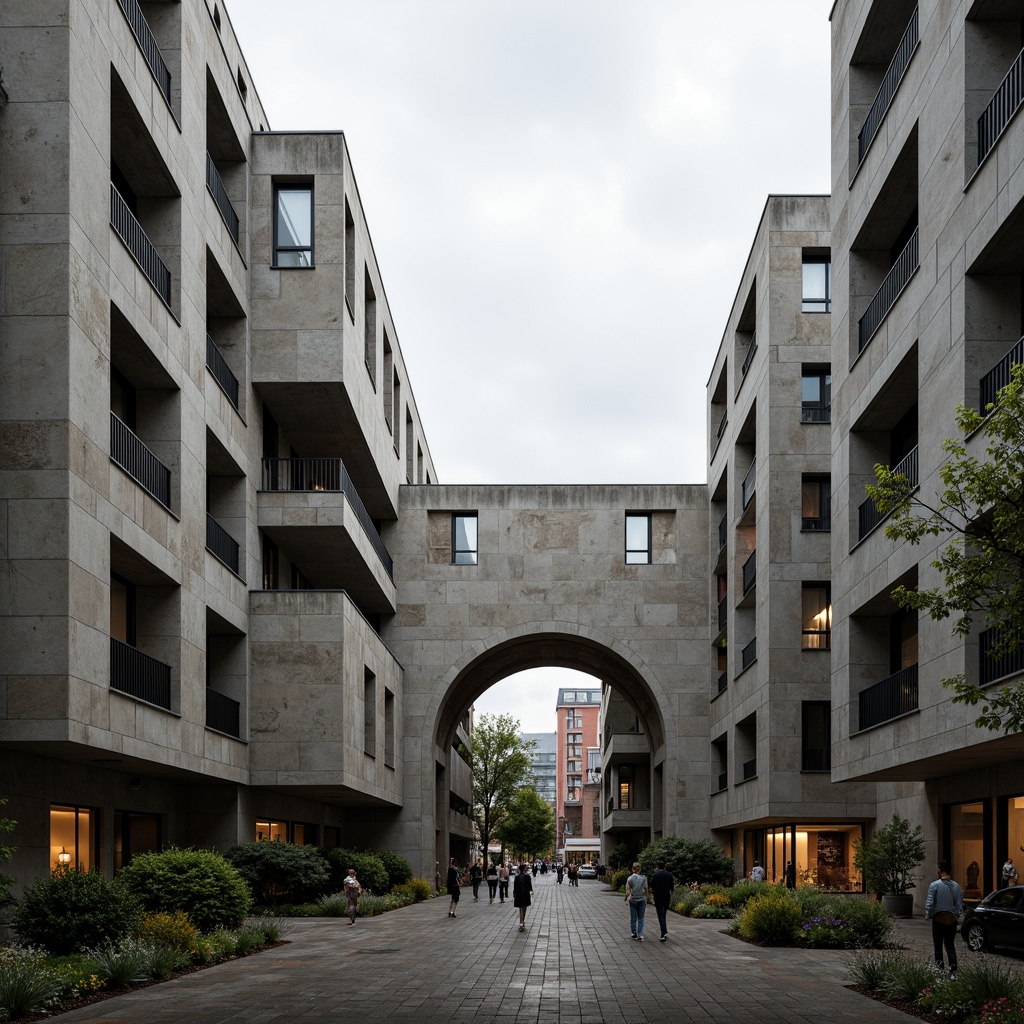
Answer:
(858, 663, 918, 731)
(713, 411, 728, 455)
(858, 445, 918, 541)
(858, 226, 919, 352)
(742, 550, 756, 594)
(802, 747, 830, 772)
(206, 687, 241, 737)
(717, 771, 728, 792)
(110, 183, 172, 307)
(718, 595, 727, 631)
(206, 513, 240, 575)
(742, 758, 757, 781)
(980, 626, 1024, 686)
(742, 460, 757, 510)
(206, 334, 240, 410)
(261, 457, 393, 578)
(857, 8, 919, 164)
(978, 46, 1024, 166)
(741, 637, 757, 672)
(717, 672, 728, 695)
(803, 494, 832, 532)
(110, 412, 171, 508)
(802, 628, 832, 651)
(718, 514, 728, 552)
(110, 636, 171, 709)
(801, 405, 831, 423)
(206, 153, 239, 243)
(979, 335, 1023, 413)
(116, 0, 172, 106)
(741, 332, 757, 379)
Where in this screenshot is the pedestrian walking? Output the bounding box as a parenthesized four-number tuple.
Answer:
(513, 861, 533, 932)
(446, 857, 461, 918)
(650, 860, 674, 942)
(343, 868, 361, 926)
(499, 862, 510, 903)
(749, 860, 765, 882)
(486, 861, 498, 903)
(556, 863, 564, 884)
(785, 860, 796, 889)
(532, 861, 539, 878)
(470, 859, 483, 902)
(625, 861, 649, 941)
(925, 860, 963, 977)
(1002, 856, 1019, 887)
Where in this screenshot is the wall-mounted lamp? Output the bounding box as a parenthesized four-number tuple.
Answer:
(57, 846, 71, 866)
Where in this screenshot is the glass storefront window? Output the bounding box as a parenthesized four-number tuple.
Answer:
(758, 823, 864, 890)
(951, 801, 985, 900)
(50, 805, 96, 872)
(1007, 796, 1024, 885)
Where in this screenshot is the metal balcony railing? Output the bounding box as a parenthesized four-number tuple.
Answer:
(858, 445, 918, 541)
(110, 183, 172, 308)
(206, 687, 241, 737)
(858, 226, 919, 352)
(742, 550, 756, 595)
(801, 405, 831, 423)
(802, 493, 832, 532)
(717, 595, 727, 631)
(206, 153, 239, 243)
(206, 513, 240, 575)
(802, 747, 830, 772)
(979, 626, 1024, 686)
(110, 412, 171, 508)
(978, 46, 1024, 166)
(206, 334, 240, 411)
(713, 411, 728, 455)
(741, 332, 757, 379)
(742, 460, 757, 510)
(742, 758, 757, 781)
(261, 457, 393, 578)
(979, 335, 1023, 413)
(858, 663, 918, 731)
(741, 637, 757, 672)
(717, 771, 728, 792)
(116, 0, 172, 106)
(857, 8, 919, 164)
(717, 672, 727, 695)
(718, 513, 728, 552)
(110, 636, 171, 709)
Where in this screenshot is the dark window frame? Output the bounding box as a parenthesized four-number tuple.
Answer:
(625, 512, 652, 564)
(801, 701, 831, 771)
(801, 367, 832, 422)
(801, 475, 832, 531)
(802, 255, 832, 313)
(801, 581, 832, 650)
(452, 512, 478, 565)
(272, 182, 314, 268)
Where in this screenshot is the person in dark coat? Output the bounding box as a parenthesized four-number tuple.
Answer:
(446, 857, 461, 918)
(469, 859, 483, 901)
(513, 861, 533, 932)
(650, 860, 674, 941)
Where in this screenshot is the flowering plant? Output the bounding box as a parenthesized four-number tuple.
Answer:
(981, 998, 1024, 1024)
(801, 916, 854, 948)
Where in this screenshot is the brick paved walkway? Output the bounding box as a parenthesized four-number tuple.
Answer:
(52, 875, 945, 1023)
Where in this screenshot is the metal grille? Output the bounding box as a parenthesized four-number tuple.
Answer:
(718, 513, 727, 551)
(978, 46, 1024, 166)
(858, 445, 917, 541)
(206, 513, 240, 575)
(115, 0, 172, 105)
(206, 153, 240, 243)
(110, 411, 171, 508)
(717, 672, 727, 695)
(717, 596, 727, 631)
(979, 335, 1023, 413)
(741, 637, 757, 672)
(110, 636, 171, 709)
(858, 664, 918, 731)
(110, 183, 172, 307)
(742, 459, 757, 510)
(742, 758, 757, 781)
(206, 687, 241, 737)
(741, 332, 757, 379)
(858, 226, 919, 352)
(742, 550, 756, 594)
(206, 334, 240, 410)
(801, 406, 831, 423)
(717, 771, 728, 791)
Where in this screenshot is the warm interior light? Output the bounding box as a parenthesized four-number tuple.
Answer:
(57, 846, 71, 866)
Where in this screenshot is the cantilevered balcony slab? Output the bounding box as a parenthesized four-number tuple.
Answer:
(603, 807, 652, 832)
(604, 731, 650, 765)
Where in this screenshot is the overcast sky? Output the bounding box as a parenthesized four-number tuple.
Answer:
(227, 1, 833, 731)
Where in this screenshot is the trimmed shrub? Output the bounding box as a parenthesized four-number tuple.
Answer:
(395, 877, 433, 903)
(117, 848, 251, 932)
(637, 837, 735, 886)
(12, 868, 140, 955)
(321, 848, 388, 895)
(225, 841, 331, 905)
(608, 868, 629, 892)
(135, 910, 199, 954)
(736, 886, 802, 945)
(704, 892, 731, 908)
(377, 850, 413, 891)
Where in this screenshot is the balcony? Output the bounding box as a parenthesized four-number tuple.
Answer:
(116, 0, 172, 107)
(713, 411, 728, 455)
(110, 183, 172, 308)
(603, 805, 652, 832)
(979, 335, 1023, 413)
(110, 411, 171, 509)
(857, 9, 919, 164)
(857, 663, 919, 731)
(717, 771, 728, 792)
(858, 226, 919, 353)
(740, 637, 757, 673)
(740, 332, 757, 381)
(603, 731, 650, 764)
(717, 672, 727, 695)
(980, 627, 1024, 686)
(741, 550, 756, 595)
(857, 445, 918, 541)
(802, 747, 830, 772)
(206, 513, 240, 576)
(742, 460, 757, 511)
(206, 153, 239, 244)
(718, 514, 727, 552)
(206, 334, 240, 411)
(978, 46, 1024, 166)
(206, 687, 241, 738)
(801, 405, 831, 424)
(742, 758, 757, 781)
(717, 595, 727, 631)
(110, 636, 171, 710)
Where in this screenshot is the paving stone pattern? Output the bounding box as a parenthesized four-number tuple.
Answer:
(54, 877, 956, 1023)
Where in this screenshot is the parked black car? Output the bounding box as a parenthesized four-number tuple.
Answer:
(961, 886, 1024, 952)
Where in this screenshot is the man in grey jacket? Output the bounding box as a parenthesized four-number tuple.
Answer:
(925, 860, 964, 976)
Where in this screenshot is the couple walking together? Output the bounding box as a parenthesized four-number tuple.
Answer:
(625, 861, 674, 942)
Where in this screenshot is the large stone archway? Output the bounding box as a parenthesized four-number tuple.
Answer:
(379, 483, 711, 879)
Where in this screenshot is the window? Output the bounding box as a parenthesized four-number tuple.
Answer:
(110, 573, 136, 645)
(114, 811, 161, 872)
(567, 732, 582, 743)
(801, 583, 832, 650)
(384, 688, 395, 767)
(801, 475, 832, 531)
(618, 766, 633, 809)
(802, 255, 831, 312)
(452, 513, 478, 565)
(801, 368, 831, 422)
(261, 535, 279, 590)
(801, 702, 831, 771)
(625, 513, 652, 564)
(256, 819, 287, 841)
(344, 199, 356, 318)
(50, 805, 97, 872)
(566, 711, 582, 728)
(364, 267, 376, 383)
(363, 668, 376, 756)
(273, 184, 313, 267)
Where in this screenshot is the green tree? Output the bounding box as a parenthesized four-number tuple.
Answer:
(493, 787, 555, 860)
(0, 798, 16, 908)
(867, 361, 1024, 732)
(470, 713, 534, 865)
(853, 812, 926, 896)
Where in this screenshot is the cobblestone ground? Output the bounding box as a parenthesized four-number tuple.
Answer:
(51, 875, 1008, 1023)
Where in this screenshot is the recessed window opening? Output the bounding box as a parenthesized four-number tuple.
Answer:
(802, 583, 832, 650)
(801, 367, 832, 422)
(802, 254, 832, 312)
(625, 513, 652, 564)
(452, 513, 478, 565)
(273, 184, 313, 267)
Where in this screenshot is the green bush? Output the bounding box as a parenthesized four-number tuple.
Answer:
(608, 868, 629, 892)
(377, 850, 413, 891)
(691, 903, 734, 919)
(949, 957, 1024, 1010)
(357, 891, 412, 917)
(673, 889, 703, 916)
(117, 848, 251, 932)
(249, 916, 287, 943)
(736, 886, 802, 945)
(317, 892, 347, 917)
(879, 956, 941, 1002)
(607, 843, 636, 872)
(12, 868, 140, 955)
(637, 837, 735, 886)
(84, 938, 154, 988)
(225, 841, 331, 906)
(395, 877, 434, 902)
(0, 946, 67, 1018)
(196, 930, 237, 964)
(794, 889, 891, 948)
(135, 910, 199, 954)
(726, 880, 764, 909)
(232, 926, 265, 955)
(321, 848, 388, 895)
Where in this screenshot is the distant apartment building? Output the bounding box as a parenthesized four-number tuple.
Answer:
(555, 688, 601, 857)
(522, 732, 557, 810)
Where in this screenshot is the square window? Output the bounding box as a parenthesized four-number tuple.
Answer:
(802, 255, 831, 312)
(273, 184, 313, 267)
(452, 513, 478, 565)
(801, 583, 832, 650)
(801, 368, 831, 422)
(625, 513, 652, 564)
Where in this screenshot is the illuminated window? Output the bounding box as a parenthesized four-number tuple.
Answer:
(256, 818, 287, 842)
(801, 583, 832, 650)
(50, 804, 97, 872)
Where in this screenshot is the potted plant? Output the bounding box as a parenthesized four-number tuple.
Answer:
(853, 812, 926, 918)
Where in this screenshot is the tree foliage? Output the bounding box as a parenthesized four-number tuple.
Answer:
(0, 797, 16, 908)
(470, 713, 534, 863)
(224, 841, 331, 905)
(493, 786, 555, 859)
(853, 812, 926, 896)
(637, 837, 735, 885)
(866, 361, 1024, 732)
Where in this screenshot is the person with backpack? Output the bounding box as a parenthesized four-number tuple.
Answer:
(925, 860, 964, 977)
